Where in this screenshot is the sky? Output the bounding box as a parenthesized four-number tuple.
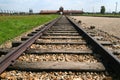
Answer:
(0, 0, 120, 13)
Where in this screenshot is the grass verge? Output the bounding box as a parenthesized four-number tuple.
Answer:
(0, 15, 59, 44)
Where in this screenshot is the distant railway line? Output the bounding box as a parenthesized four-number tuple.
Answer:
(0, 16, 120, 79)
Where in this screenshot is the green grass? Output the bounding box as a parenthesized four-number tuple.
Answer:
(0, 15, 59, 44)
(79, 13, 120, 18)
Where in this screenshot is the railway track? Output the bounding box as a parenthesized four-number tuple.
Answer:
(0, 16, 120, 79)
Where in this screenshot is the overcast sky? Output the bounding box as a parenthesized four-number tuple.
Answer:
(0, 0, 120, 13)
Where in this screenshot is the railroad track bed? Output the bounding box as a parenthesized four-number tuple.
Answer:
(71, 17, 120, 58)
(0, 16, 120, 79)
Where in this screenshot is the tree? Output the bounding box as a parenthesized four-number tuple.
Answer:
(29, 9, 33, 15)
(100, 6, 105, 14)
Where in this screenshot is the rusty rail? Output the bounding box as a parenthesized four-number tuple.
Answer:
(0, 16, 61, 74)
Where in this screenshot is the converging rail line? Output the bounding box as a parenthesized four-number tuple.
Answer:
(0, 16, 120, 79)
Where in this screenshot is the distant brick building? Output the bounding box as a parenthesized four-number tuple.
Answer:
(40, 7, 83, 15)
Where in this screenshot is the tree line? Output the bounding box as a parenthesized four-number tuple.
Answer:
(0, 9, 39, 16)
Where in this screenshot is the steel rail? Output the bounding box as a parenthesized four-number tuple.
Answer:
(67, 16, 120, 74)
(0, 16, 61, 74)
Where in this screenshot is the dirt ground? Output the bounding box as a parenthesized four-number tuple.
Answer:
(71, 16, 120, 38)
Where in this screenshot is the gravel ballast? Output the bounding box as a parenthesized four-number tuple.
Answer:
(0, 71, 107, 80)
(37, 39, 83, 43)
(30, 44, 89, 50)
(18, 54, 98, 63)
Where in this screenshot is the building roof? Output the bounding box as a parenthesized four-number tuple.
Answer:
(40, 7, 83, 14)
(40, 10, 58, 14)
(63, 10, 83, 13)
